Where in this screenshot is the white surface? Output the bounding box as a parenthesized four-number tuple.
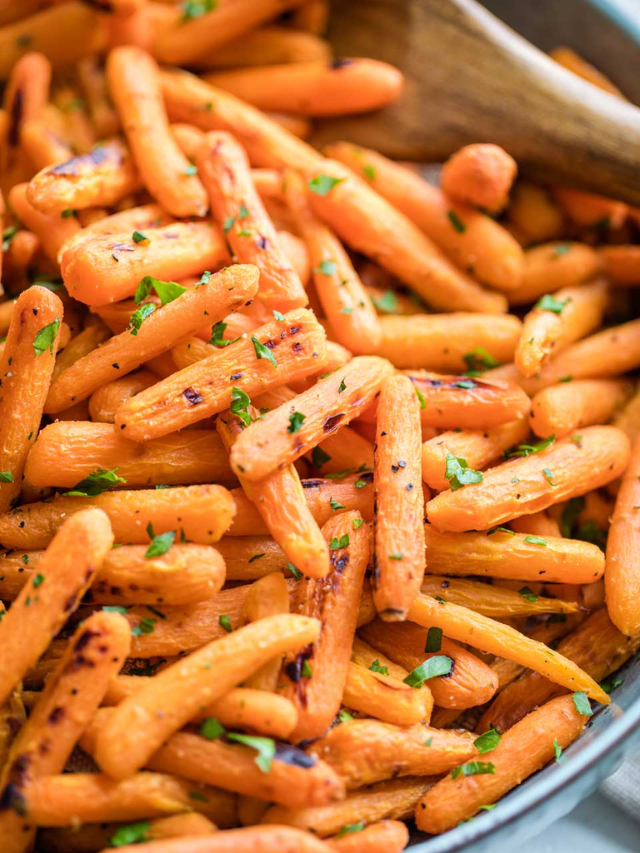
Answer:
(519, 792, 639, 852)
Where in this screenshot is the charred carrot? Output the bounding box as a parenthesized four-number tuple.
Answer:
(343, 662, 433, 727)
(242, 573, 291, 691)
(421, 576, 578, 617)
(60, 203, 173, 262)
(506, 182, 565, 243)
(530, 379, 632, 439)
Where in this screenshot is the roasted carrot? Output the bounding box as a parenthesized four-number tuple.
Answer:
(218, 407, 329, 578)
(192, 26, 331, 69)
(0, 484, 235, 549)
(509, 510, 562, 538)
(116, 308, 326, 441)
(88, 369, 157, 423)
(415, 695, 586, 833)
(552, 186, 627, 229)
(598, 245, 640, 286)
(94, 614, 320, 779)
(306, 160, 507, 314)
(96, 826, 333, 853)
(515, 278, 609, 377)
(0, 609, 130, 853)
(605, 436, 640, 636)
(8, 182, 80, 261)
(506, 181, 565, 243)
(375, 313, 521, 371)
(530, 379, 632, 439)
(46, 264, 258, 411)
(427, 426, 630, 532)
(327, 820, 409, 853)
(51, 320, 111, 381)
(613, 385, 640, 442)
(60, 221, 229, 306)
(372, 375, 425, 619)
(421, 576, 578, 617)
(283, 169, 381, 353)
(324, 141, 522, 292)
(241, 573, 291, 691)
(279, 512, 369, 741)
(343, 662, 432, 727)
(60, 203, 173, 261)
(507, 241, 602, 306)
(204, 59, 402, 116)
(407, 592, 609, 702)
(359, 619, 498, 710)
(441, 143, 516, 213)
(20, 119, 72, 170)
(77, 55, 120, 138)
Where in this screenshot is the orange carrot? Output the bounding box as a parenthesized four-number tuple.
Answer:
(327, 820, 409, 853)
(97, 826, 333, 853)
(191, 26, 331, 70)
(509, 510, 562, 538)
(441, 143, 517, 213)
(530, 379, 632, 439)
(60, 203, 173, 262)
(507, 241, 603, 306)
(343, 661, 433, 727)
(506, 181, 565, 243)
(598, 245, 640, 286)
(8, 182, 80, 261)
(427, 427, 630, 532)
(552, 186, 628, 229)
(88, 369, 157, 423)
(20, 119, 72, 170)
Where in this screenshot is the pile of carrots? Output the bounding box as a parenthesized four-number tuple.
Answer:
(0, 2, 638, 852)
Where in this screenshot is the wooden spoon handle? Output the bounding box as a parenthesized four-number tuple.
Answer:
(318, 0, 640, 204)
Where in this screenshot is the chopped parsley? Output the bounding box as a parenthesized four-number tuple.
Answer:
(535, 294, 569, 314)
(451, 762, 495, 779)
(473, 728, 501, 754)
(425, 627, 443, 653)
(288, 411, 305, 433)
(227, 732, 276, 773)
(330, 497, 345, 512)
(337, 821, 365, 838)
(308, 174, 345, 196)
(403, 655, 453, 687)
(445, 453, 483, 491)
(302, 660, 313, 677)
(199, 716, 226, 740)
(463, 347, 501, 375)
(210, 320, 240, 348)
(128, 303, 156, 336)
(572, 692, 593, 716)
(134, 276, 186, 306)
(554, 738, 563, 761)
(505, 435, 555, 458)
(352, 518, 364, 530)
(313, 260, 337, 275)
(64, 467, 125, 497)
(273, 310, 285, 321)
(145, 527, 175, 558)
(251, 335, 277, 367)
(230, 387, 252, 427)
(183, 164, 198, 176)
(543, 467, 556, 486)
(311, 446, 331, 467)
(518, 586, 538, 602)
(33, 318, 60, 356)
(524, 535, 547, 547)
(329, 534, 350, 549)
(447, 210, 467, 233)
(286, 562, 302, 579)
(371, 289, 398, 314)
(132, 230, 148, 243)
(219, 614, 232, 633)
(109, 822, 150, 847)
(369, 659, 390, 676)
(0, 472, 14, 483)
(338, 378, 346, 393)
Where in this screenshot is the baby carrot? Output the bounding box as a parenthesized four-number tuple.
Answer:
(107, 47, 207, 218)
(552, 186, 628, 229)
(506, 182, 564, 242)
(508, 510, 562, 538)
(97, 826, 333, 853)
(408, 592, 609, 702)
(441, 143, 517, 213)
(515, 278, 609, 377)
(196, 131, 306, 312)
(0, 484, 235, 549)
(94, 614, 320, 779)
(306, 160, 507, 314)
(60, 221, 229, 306)
(507, 242, 603, 306)
(283, 169, 381, 353)
(427, 426, 630, 532)
(26, 138, 141, 215)
(204, 59, 403, 116)
(243, 573, 291, 691)
(3, 52, 50, 146)
(60, 203, 173, 262)
(359, 619, 498, 710)
(279, 511, 370, 741)
(421, 420, 529, 491)
(328, 820, 409, 853)
(613, 386, 640, 442)
(605, 436, 640, 636)
(372, 375, 425, 620)
(598, 245, 640, 286)
(0, 285, 63, 510)
(52, 321, 111, 381)
(0, 508, 113, 706)
(8, 182, 80, 261)
(324, 141, 523, 292)
(45, 264, 258, 412)
(88, 370, 158, 423)
(191, 26, 331, 70)
(343, 662, 432, 727)
(415, 695, 586, 834)
(375, 313, 521, 371)
(19, 119, 72, 170)
(115, 308, 327, 441)
(530, 379, 633, 439)
(421, 576, 578, 617)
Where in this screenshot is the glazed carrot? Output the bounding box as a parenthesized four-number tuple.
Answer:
(0, 508, 113, 706)
(343, 662, 432, 727)
(507, 241, 603, 306)
(530, 379, 632, 439)
(424, 524, 604, 583)
(192, 26, 331, 69)
(262, 777, 433, 836)
(613, 386, 640, 442)
(230, 357, 392, 482)
(310, 719, 476, 789)
(77, 56, 120, 138)
(327, 820, 409, 853)
(0, 286, 63, 510)
(372, 375, 425, 619)
(116, 308, 326, 441)
(279, 512, 369, 741)
(152, 0, 307, 65)
(60, 203, 173, 261)
(290, 340, 353, 393)
(51, 321, 110, 382)
(359, 619, 498, 710)
(107, 47, 207, 218)
(598, 245, 640, 285)
(204, 59, 402, 116)
(241, 573, 291, 691)
(21, 772, 222, 826)
(2, 52, 50, 153)
(0, 610, 130, 853)
(20, 119, 72, 170)
(421, 420, 529, 491)
(420, 576, 578, 617)
(277, 229, 311, 285)
(46, 264, 258, 411)
(160, 69, 321, 171)
(94, 614, 320, 779)
(283, 169, 381, 353)
(196, 132, 306, 312)
(26, 138, 141, 215)
(509, 510, 562, 537)
(87, 370, 156, 423)
(605, 436, 640, 636)
(477, 607, 638, 734)
(552, 186, 627, 229)
(427, 427, 630, 532)
(0, 484, 234, 550)
(8, 182, 80, 261)
(97, 827, 332, 853)
(550, 46, 625, 97)
(415, 695, 586, 833)
(515, 278, 609, 377)
(324, 141, 522, 292)
(306, 428, 374, 476)
(216, 537, 288, 581)
(306, 160, 507, 313)
(408, 592, 609, 702)
(375, 313, 521, 371)
(440, 143, 516, 213)
(506, 181, 565, 242)
(61, 221, 229, 306)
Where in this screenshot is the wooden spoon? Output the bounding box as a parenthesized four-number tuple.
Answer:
(314, 0, 640, 204)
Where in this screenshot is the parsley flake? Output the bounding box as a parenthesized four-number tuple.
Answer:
(288, 411, 305, 433)
(308, 174, 345, 196)
(33, 318, 60, 356)
(404, 655, 453, 687)
(445, 453, 483, 491)
(64, 468, 125, 497)
(251, 335, 277, 367)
